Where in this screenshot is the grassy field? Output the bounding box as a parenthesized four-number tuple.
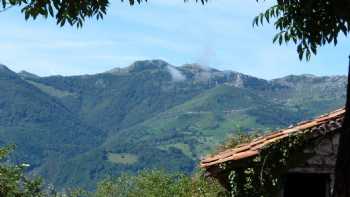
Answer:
(107, 153, 139, 165)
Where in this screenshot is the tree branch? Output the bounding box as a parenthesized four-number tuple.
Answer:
(0, 4, 14, 13)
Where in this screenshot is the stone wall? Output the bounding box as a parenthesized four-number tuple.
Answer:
(281, 132, 341, 197)
(289, 132, 340, 174)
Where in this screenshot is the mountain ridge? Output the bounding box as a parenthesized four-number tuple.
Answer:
(6, 59, 346, 82)
(0, 59, 346, 190)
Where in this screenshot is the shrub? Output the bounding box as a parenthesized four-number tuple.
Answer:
(0, 145, 44, 197)
(94, 170, 227, 197)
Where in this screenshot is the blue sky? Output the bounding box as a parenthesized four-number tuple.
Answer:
(0, 0, 349, 79)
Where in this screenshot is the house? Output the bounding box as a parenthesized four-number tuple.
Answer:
(200, 108, 345, 197)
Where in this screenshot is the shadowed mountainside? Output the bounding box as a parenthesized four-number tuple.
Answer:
(0, 60, 346, 189)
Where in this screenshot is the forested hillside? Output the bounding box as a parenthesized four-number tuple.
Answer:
(0, 60, 346, 189)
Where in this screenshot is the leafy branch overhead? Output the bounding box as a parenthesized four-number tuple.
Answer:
(3, 0, 349, 61)
(254, 0, 350, 60)
(0, 0, 208, 28)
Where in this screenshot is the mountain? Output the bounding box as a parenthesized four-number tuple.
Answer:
(0, 60, 346, 190)
(0, 65, 105, 185)
(18, 70, 39, 79)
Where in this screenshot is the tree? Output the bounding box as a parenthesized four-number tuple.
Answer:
(254, 0, 350, 60)
(336, 58, 350, 196)
(0, 145, 44, 197)
(94, 170, 226, 197)
(253, 1, 350, 196)
(3, 0, 350, 195)
(0, 0, 207, 27)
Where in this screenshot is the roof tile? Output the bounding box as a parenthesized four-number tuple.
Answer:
(200, 108, 345, 168)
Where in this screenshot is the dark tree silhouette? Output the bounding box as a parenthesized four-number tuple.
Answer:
(335, 56, 350, 197)
(254, 1, 350, 196)
(0, 0, 207, 27)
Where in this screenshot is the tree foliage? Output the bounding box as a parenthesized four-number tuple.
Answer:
(94, 170, 227, 197)
(0, 0, 207, 27)
(225, 132, 310, 197)
(0, 145, 44, 197)
(254, 0, 350, 60)
(0, 144, 226, 196)
(4, 0, 348, 60)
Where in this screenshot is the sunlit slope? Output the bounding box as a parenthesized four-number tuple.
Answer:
(55, 81, 343, 189)
(104, 84, 305, 156)
(271, 74, 346, 116)
(0, 60, 345, 189)
(0, 65, 104, 184)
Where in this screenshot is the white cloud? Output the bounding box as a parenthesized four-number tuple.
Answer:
(167, 65, 186, 81)
(0, 0, 348, 78)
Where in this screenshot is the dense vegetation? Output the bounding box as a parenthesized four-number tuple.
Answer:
(0, 145, 226, 197)
(93, 170, 227, 197)
(0, 60, 346, 190)
(0, 145, 43, 196)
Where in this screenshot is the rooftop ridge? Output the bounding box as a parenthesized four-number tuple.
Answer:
(200, 108, 345, 168)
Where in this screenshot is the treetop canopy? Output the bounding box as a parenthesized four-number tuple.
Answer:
(0, 0, 207, 27)
(2, 0, 349, 60)
(255, 0, 350, 60)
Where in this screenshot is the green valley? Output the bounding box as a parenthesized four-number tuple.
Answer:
(0, 60, 346, 190)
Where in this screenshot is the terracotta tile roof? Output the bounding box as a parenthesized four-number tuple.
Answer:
(200, 108, 345, 168)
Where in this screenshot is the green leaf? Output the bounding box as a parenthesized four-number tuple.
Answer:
(48, 4, 54, 17)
